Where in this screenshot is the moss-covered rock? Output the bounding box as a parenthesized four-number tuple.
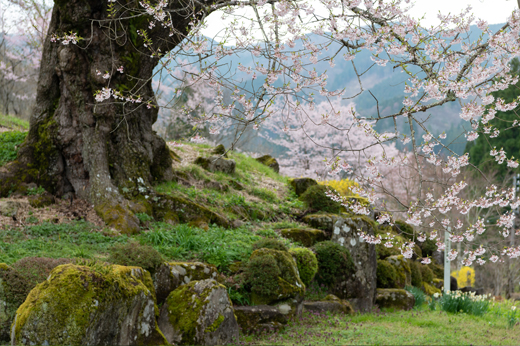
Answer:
(299, 185, 342, 213)
(420, 264, 434, 284)
(303, 295, 354, 315)
(280, 228, 327, 247)
(0, 263, 13, 342)
(410, 261, 423, 287)
(422, 282, 441, 296)
(376, 259, 397, 288)
(252, 238, 288, 252)
(194, 156, 236, 174)
(233, 305, 288, 334)
(313, 241, 355, 288)
(428, 262, 444, 279)
(158, 279, 239, 345)
(27, 192, 54, 208)
(419, 239, 437, 258)
(289, 248, 318, 287)
(393, 220, 415, 239)
(153, 194, 229, 228)
(432, 278, 443, 290)
(255, 155, 279, 173)
(328, 216, 378, 312)
(386, 255, 411, 289)
(375, 288, 415, 311)
(289, 178, 317, 197)
(245, 248, 305, 305)
(94, 201, 140, 235)
(153, 261, 219, 305)
(11, 264, 166, 346)
(212, 144, 227, 157)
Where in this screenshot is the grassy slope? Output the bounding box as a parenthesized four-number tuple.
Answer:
(0, 114, 29, 131)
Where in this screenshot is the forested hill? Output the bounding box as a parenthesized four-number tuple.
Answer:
(154, 24, 504, 157)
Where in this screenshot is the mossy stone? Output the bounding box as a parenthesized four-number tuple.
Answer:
(280, 228, 327, 247)
(376, 259, 397, 288)
(233, 305, 288, 334)
(375, 288, 415, 311)
(153, 194, 229, 228)
(194, 156, 236, 174)
(420, 264, 434, 284)
(153, 261, 219, 305)
(246, 248, 305, 305)
(252, 238, 289, 252)
(289, 178, 317, 197)
(27, 192, 54, 208)
(313, 241, 355, 287)
(409, 261, 423, 287)
(212, 144, 227, 157)
(158, 279, 239, 345)
(255, 155, 279, 173)
(11, 264, 166, 346)
(299, 185, 342, 214)
(289, 248, 318, 286)
(94, 201, 140, 235)
(386, 255, 411, 289)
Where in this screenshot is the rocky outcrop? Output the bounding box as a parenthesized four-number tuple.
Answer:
(280, 228, 327, 247)
(158, 279, 239, 345)
(327, 216, 377, 312)
(255, 155, 279, 173)
(375, 288, 415, 311)
(245, 248, 305, 306)
(11, 264, 167, 346)
(289, 178, 317, 197)
(153, 261, 218, 304)
(234, 305, 288, 334)
(195, 156, 236, 174)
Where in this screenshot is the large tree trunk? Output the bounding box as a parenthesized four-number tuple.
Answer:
(0, 0, 194, 233)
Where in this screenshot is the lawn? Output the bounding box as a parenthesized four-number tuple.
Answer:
(240, 306, 520, 345)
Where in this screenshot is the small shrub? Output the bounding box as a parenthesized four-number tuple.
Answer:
(420, 264, 434, 284)
(376, 259, 397, 288)
(409, 261, 423, 287)
(252, 238, 288, 252)
(313, 241, 354, 286)
(299, 185, 342, 213)
(107, 241, 163, 274)
(289, 247, 318, 286)
(244, 254, 281, 297)
(26, 186, 45, 196)
(405, 285, 427, 309)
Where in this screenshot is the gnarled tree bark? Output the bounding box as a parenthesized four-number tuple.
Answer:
(1, 0, 198, 233)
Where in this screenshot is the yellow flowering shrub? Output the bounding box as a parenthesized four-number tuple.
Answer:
(318, 178, 369, 205)
(452, 266, 475, 288)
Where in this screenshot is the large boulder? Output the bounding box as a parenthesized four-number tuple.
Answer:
(158, 279, 239, 345)
(328, 216, 377, 312)
(280, 228, 327, 247)
(289, 178, 317, 197)
(244, 248, 305, 307)
(375, 288, 415, 311)
(11, 263, 167, 346)
(153, 261, 218, 304)
(234, 305, 288, 334)
(255, 155, 279, 173)
(386, 255, 412, 289)
(0, 263, 13, 342)
(194, 156, 236, 174)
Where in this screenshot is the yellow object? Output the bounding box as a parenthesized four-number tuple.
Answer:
(318, 179, 360, 198)
(452, 266, 475, 288)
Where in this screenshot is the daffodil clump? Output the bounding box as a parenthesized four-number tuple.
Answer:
(431, 290, 491, 316)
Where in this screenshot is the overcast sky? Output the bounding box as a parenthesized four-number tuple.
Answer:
(202, 0, 518, 39)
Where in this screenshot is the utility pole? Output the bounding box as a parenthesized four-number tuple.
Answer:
(444, 227, 451, 293)
(507, 173, 520, 299)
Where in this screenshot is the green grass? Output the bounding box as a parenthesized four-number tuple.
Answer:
(0, 114, 29, 131)
(0, 131, 27, 166)
(138, 223, 262, 271)
(0, 221, 129, 264)
(240, 307, 520, 345)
